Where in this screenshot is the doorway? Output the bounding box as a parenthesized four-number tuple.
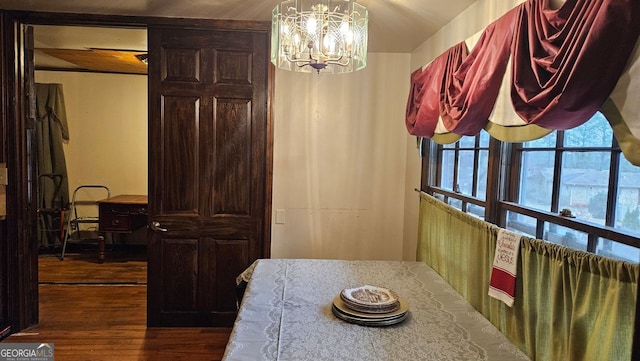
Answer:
(32, 24, 149, 286)
(2, 14, 273, 334)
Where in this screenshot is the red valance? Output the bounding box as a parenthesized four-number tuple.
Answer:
(406, 0, 640, 155)
(406, 42, 468, 138)
(441, 7, 519, 136)
(512, 0, 640, 129)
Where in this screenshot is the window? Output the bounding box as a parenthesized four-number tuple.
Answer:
(428, 131, 490, 219)
(421, 113, 640, 263)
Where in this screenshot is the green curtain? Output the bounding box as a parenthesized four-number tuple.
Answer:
(417, 193, 638, 361)
(35, 83, 70, 247)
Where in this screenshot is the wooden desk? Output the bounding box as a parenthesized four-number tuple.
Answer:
(97, 194, 148, 262)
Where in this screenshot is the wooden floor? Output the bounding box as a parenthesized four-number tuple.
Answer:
(2, 248, 232, 361)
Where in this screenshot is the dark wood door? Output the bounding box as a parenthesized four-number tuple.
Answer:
(146, 24, 272, 327)
(0, 19, 39, 335)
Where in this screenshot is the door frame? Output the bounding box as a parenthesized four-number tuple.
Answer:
(0, 10, 273, 334)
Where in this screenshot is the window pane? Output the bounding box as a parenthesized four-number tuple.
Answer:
(449, 198, 462, 210)
(522, 132, 556, 148)
(519, 151, 554, 211)
(476, 150, 488, 200)
(616, 155, 640, 235)
(479, 130, 490, 148)
(544, 223, 588, 251)
(597, 238, 640, 264)
(468, 204, 485, 219)
(564, 112, 613, 148)
(563, 151, 610, 171)
(505, 211, 537, 238)
(457, 151, 474, 194)
(442, 141, 456, 149)
(558, 152, 610, 224)
(440, 150, 455, 190)
(458, 135, 476, 148)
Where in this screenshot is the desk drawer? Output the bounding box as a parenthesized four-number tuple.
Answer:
(103, 204, 142, 215)
(101, 214, 130, 232)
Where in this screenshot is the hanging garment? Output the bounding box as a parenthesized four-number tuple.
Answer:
(35, 83, 71, 247)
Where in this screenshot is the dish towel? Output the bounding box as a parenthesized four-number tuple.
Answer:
(488, 228, 522, 307)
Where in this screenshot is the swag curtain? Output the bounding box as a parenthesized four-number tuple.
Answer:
(406, 0, 640, 164)
(406, 6, 520, 138)
(35, 83, 70, 247)
(417, 193, 638, 361)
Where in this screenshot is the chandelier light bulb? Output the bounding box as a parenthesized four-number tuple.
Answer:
(306, 14, 317, 34)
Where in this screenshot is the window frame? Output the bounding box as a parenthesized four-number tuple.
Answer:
(421, 134, 502, 220)
(419, 125, 640, 259)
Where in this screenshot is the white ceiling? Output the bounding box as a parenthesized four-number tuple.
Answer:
(0, 0, 477, 53)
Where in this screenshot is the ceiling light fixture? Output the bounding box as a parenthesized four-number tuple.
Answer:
(135, 53, 148, 65)
(271, 0, 368, 74)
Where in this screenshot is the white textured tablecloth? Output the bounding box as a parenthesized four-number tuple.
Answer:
(222, 259, 530, 361)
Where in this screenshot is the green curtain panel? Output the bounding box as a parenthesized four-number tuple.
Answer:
(417, 193, 638, 361)
(35, 83, 71, 247)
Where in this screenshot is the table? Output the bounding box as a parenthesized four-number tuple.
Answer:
(222, 259, 530, 361)
(96, 194, 148, 262)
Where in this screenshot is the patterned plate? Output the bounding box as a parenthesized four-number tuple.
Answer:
(333, 296, 409, 320)
(340, 285, 400, 312)
(332, 297, 409, 327)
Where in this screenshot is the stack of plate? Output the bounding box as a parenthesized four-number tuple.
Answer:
(331, 285, 409, 326)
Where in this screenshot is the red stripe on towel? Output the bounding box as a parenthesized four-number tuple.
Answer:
(489, 267, 516, 297)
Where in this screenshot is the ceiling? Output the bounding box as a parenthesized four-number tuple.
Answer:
(33, 25, 149, 74)
(0, 0, 477, 74)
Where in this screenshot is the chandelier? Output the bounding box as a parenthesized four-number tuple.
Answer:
(271, 0, 368, 74)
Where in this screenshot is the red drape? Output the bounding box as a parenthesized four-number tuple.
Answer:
(512, 0, 640, 129)
(406, 0, 640, 137)
(405, 42, 468, 137)
(441, 6, 521, 135)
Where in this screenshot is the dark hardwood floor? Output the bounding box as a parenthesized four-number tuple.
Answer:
(2, 248, 232, 360)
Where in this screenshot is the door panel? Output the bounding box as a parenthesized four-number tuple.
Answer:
(161, 238, 198, 312)
(213, 239, 249, 311)
(214, 99, 251, 215)
(147, 25, 271, 327)
(161, 96, 199, 213)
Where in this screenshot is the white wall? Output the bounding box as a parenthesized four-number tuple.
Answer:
(402, 0, 526, 260)
(271, 53, 411, 260)
(35, 71, 148, 198)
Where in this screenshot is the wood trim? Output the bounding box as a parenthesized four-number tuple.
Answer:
(35, 66, 147, 76)
(0, 12, 8, 334)
(550, 131, 564, 213)
(2, 16, 39, 332)
(263, 61, 275, 259)
(427, 187, 484, 208)
(605, 143, 621, 227)
(419, 138, 427, 191)
(484, 137, 502, 224)
(5, 10, 270, 31)
(500, 201, 640, 248)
